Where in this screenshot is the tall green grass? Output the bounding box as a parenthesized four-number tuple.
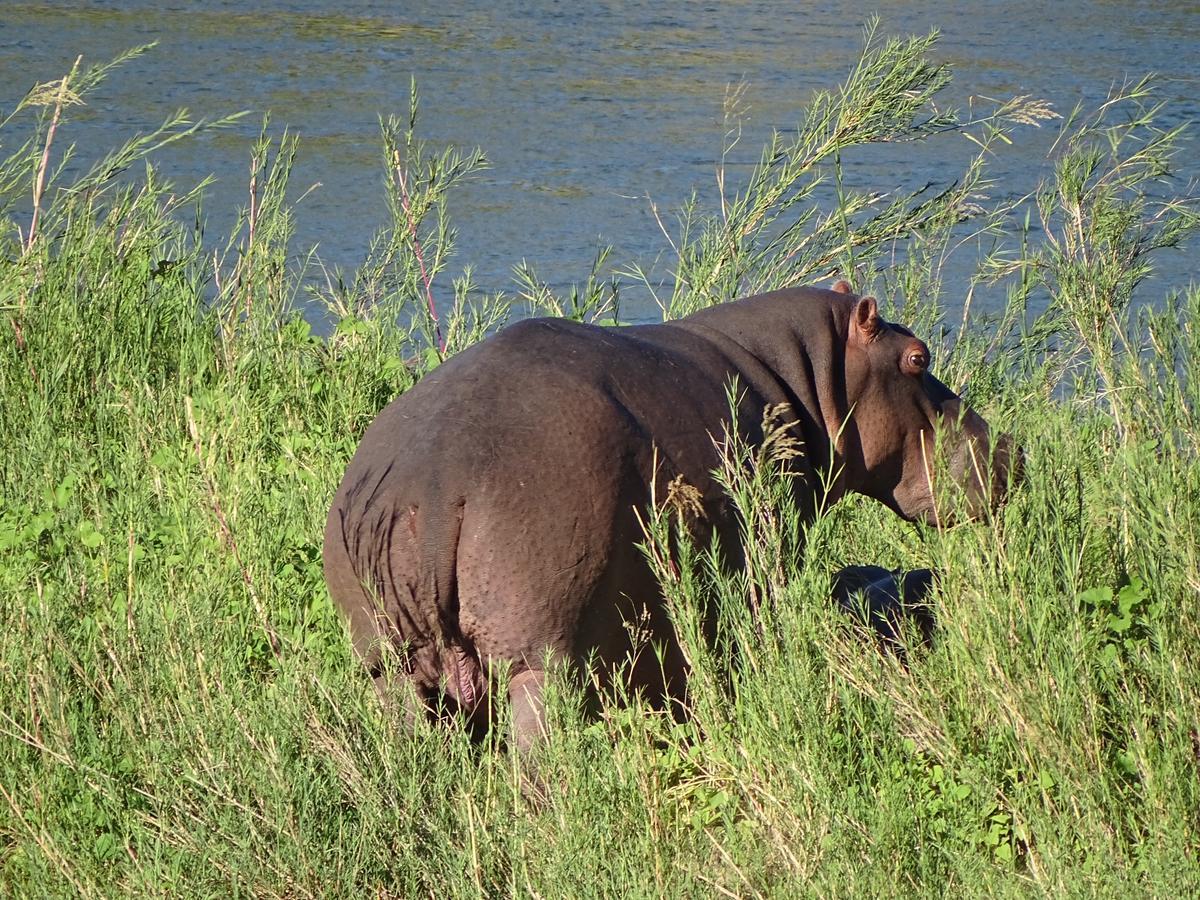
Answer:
(2, 25, 1199, 896)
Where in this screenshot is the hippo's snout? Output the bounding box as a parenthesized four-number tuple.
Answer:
(947, 427, 1022, 522)
(991, 431, 1024, 495)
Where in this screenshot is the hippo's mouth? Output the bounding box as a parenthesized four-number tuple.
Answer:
(930, 431, 1022, 525)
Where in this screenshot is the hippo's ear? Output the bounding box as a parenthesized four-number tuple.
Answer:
(832, 279, 853, 295)
(850, 296, 881, 342)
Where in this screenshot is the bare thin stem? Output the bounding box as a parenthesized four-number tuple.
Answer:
(9, 57, 79, 385)
(26, 57, 79, 254)
(243, 151, 259, 320)
(393, 148, 444, 354)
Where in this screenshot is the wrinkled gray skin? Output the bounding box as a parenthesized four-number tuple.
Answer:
(324, 283, 1017, 750)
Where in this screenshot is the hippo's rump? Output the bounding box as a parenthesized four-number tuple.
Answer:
(322, 317, 744, 703)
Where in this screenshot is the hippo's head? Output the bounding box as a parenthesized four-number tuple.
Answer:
(835, 285, 1019, 524)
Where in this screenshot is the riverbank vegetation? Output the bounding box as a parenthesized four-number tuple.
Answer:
(2, 27, 1199, 896)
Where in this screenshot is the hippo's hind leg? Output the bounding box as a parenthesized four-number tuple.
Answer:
(509, 668, 548, 755)
(324, 503, 438, 728)
(370, 669, 427, 730)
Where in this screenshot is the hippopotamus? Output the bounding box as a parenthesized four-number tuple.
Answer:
(831, 565, 937, 660)
(323, 282, 1017, 750)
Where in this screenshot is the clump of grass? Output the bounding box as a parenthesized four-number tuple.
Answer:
(2, 26, 1199, 897)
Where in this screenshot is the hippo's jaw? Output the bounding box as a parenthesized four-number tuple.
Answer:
(898, 425, 1019, 527)
(956, 429, 1022, 519)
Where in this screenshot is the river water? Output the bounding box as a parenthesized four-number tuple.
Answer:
(2, 1, 1199, 323)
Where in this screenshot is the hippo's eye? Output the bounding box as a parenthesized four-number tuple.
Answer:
(903, 349, 929, 376)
